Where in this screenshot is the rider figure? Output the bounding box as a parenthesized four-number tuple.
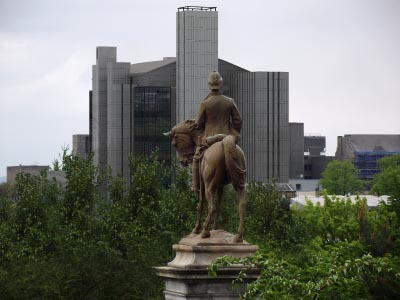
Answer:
(192, 70, 242, 193)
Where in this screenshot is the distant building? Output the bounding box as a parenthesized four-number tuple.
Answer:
(304, 135, 334, 179)
(176, 6, 218, 122)
(304, 135, 326, 156)
(336, 134, 400, 181)
(7, 165, 48, 184)
(291, 195, 389, 209)
(289, 127, 333, 181)
(89, 48, 174, 179)
(7, 165, 66, 186)
(289, 123, 304, 179)
(232, 72, 289, 182)
(75, 6, 290, 183)
(308, 156, 335, 179)
(288, 179, 320, 195)
(72, 134, 90, 158)
(288, 129, 333, 196)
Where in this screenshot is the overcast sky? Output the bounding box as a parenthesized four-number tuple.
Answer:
(1, 0, 399, 177)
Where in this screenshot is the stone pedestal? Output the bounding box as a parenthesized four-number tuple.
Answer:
(155, 230, 259, 300)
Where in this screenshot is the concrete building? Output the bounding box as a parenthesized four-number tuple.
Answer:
(232, 72, 289, 182)
(176, 6, 218, 122)
(336, 134, 400, 181)
(288, 127, 333, 181)
(7, 165, 48, 184)
(304, 135, 326, 156)
(291, 195, 389, 209)
(289, 123, 304, 179)
(75, 6, 290, 183)
(89, 50, 175, 179)
(72, 134, 90, 158)
(288, 179, 320, 195)
(303, 135, 334, 179)
(91, 47, 118, 171)
(7, 165, 66, 186)
(308, 156, 335, 178)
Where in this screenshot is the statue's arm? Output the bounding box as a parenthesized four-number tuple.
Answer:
(231, 99, 242, 134)
(196, 101, 206, 129)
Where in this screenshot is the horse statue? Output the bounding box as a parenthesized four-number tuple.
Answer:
(164, 119, 247, 243)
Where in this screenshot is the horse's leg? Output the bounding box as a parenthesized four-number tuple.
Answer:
(213, 187, 223, 230)
(192, 178, 205, 234)
(234, 187, 245, 243)
(201, 183, 215, 238)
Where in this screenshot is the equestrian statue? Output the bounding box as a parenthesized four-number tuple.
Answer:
(164, 71, 247, 243)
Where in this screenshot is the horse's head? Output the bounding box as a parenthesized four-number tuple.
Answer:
(164, 119, 199, 166)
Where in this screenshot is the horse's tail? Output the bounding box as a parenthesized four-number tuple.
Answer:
(222, 135, 246, 190)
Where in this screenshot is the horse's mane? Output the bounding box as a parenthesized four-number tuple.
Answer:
(172, 119, 199, 134)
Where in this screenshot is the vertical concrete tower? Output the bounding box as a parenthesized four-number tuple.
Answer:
(232, 72, 290, 183)
(176, 6, 218, 122)
(92, 47, 117, 168)
(106, 61, 131, 178)
(92, 47, 131, 178)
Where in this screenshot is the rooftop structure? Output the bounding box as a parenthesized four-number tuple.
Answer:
(304, 135, 326, 156)
(178, 6, 217, 12)
(130, 57, 176, 74)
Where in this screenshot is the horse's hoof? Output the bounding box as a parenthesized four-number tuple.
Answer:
(233, 235, 243, 243)
(201, 230, 210, 238)
(192, 228, 201, 234)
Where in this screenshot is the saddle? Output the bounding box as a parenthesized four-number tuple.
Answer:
(195, 134, 228, 162)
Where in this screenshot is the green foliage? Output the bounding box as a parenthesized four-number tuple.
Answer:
(320, 160, 364, 195)
(52, 159, 61, 171)
(371, 154, 400, 225)
(211, 241, 400, 300)
(1, 150, 400, 300)
(245, 182, 303, 248)
(0, 151, 197, 300)
(62, 150, 100, 223)
(296, 192, 363, 244)
(211, 192, 400, 300)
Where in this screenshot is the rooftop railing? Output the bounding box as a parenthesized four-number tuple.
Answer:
(177, 6, 217, 12)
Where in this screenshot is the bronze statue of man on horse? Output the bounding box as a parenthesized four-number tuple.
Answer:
(164, 71, 247, 243)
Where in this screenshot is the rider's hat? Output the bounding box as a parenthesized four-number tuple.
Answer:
(208, 70, 223, 90)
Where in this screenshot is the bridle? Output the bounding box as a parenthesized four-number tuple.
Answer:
(173, 132, 196, 165)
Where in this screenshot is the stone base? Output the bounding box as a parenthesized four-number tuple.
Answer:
(155, 230, 259, 300)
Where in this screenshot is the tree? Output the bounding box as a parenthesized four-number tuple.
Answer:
(210, 195, 400, 300)
(52, 158, 61, 171)
(0, 150, 199, 300)
(371, 154, 400, 201)
(320, 160, 364, 195)
(371, 154, 400, 225)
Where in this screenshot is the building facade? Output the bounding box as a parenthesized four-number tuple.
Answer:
(303, 135, 334, 179)
(72, 134, 90, 158)
(289, 122, 304, 179)
(231, 72, 289, 183)
(288, 129, 334, 182)
(89, 50, 175, 179)
(176, 6, 218, 122)
(336, 134, 400, 181)
(75, 6, 290, 183)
